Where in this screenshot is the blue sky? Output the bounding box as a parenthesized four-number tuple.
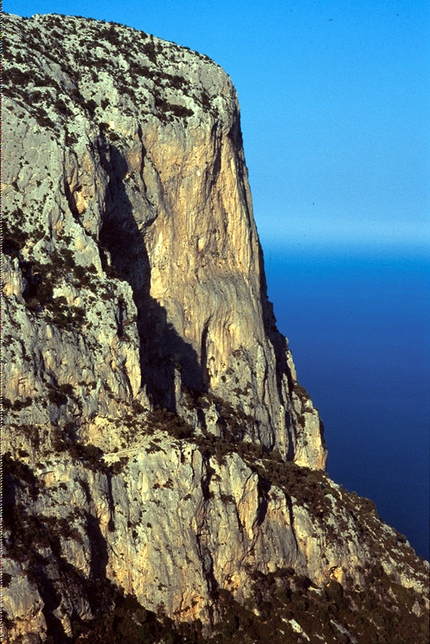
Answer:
(6, 0, 430, 253)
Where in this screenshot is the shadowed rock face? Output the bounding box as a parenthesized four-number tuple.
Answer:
(3, 13, 428, 644)
(4, 11, 326, 468)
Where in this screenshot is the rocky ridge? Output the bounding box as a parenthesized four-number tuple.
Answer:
(3, 12, 429, 644)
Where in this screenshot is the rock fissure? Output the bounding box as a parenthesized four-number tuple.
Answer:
(3, 12, 428, 644)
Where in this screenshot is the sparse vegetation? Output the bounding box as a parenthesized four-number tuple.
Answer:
(145, 408, 194, 439)
(3, 14, 428, 644)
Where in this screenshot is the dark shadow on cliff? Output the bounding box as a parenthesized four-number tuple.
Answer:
(227, 114, 301, 456)
(256, 241, 312, 460)
(95, 136, 204, 411)
(256, 241, 327, 460)
(3, 455, 71, 642)
(256, 476, 271, 526)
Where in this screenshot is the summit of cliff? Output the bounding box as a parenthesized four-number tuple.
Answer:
(3, 13, 429, 644)
(4, 11, 326, 468)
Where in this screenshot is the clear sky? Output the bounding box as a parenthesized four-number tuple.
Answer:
(6, 0, 430, 252)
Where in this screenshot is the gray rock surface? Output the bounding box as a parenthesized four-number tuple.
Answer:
(3, 13, 428, 643)
(3, 11, 326, 468)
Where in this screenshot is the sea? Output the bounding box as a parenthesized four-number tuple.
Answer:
(263, 245, 430, 560)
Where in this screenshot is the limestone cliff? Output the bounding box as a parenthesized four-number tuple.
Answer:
(3, 13, 429, 644)
(3, 11, 325, 469)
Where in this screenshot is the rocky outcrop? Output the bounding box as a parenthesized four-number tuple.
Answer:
(3, 13, 429, 644)
(3, 11, 325, 469)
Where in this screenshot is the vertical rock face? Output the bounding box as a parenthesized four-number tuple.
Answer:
(3, 13, 429, 644)
(3, 11, 326, 469)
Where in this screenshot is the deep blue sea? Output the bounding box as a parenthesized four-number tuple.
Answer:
(263, 246, 430, 560)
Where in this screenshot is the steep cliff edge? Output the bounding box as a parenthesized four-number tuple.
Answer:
(3, 11, 325, 469)
(3, 13, 429, 644)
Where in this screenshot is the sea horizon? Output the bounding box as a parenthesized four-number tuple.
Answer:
(261, 241, 430, 560)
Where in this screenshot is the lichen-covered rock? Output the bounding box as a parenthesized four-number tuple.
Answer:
(3, 11, 326, 468)
(2, 561, 47, 644)
(3, 13, 428, 644)
(4, 437, 429, 641)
